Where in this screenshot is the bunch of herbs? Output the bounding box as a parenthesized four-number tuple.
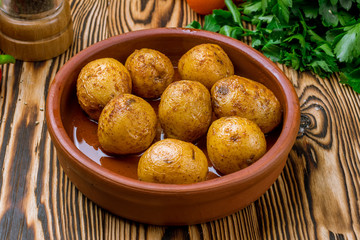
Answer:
(187, 0, 360, 93)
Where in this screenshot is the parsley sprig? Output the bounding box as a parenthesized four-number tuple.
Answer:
(187, 0, 360, 93)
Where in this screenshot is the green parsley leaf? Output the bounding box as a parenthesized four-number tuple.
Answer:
(334, 22, 360, 62)
(319, 0, 339, 26)
(0, 55, 15, 64)
(203, 15, 222, 32)
(340, 0, 352, 10)
(242, 1, 262, 15)
(186, 21, 202, 29)
(340, 68, 360, 93)
(302, 5, 319, 19)
(225, 0, 242, 26)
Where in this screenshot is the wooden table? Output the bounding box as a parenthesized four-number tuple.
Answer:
(1, 0, 360, 239)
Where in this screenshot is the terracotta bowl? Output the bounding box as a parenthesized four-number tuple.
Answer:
(46, 28, 300, 225)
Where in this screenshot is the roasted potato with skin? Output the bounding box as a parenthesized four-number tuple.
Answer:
(137, 139, 208, 184)
(178, 43, 234, 89)
(207, 116, 266, 175)
(77, 58, 132, 120)
(98, 94, 157, 155)
(125, 48, 174, 99)
(211, 75, 282, 133)
(158, 80, 212, 142)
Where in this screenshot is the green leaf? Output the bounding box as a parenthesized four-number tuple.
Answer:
(219, 25, 243, 38)
(225, 0, 242, 26)
(261, 0, 268, 13)
(319, 0, 339, 26)
(261, 40, 282, 61)
(280, 0, 292, 8)
(252, 38, 263, 48)
(219, 25, 233, 37)
(334, 22, 360, 62)
(203, 15, 221, 32)
(186, 21, 202, 29)
(340, 68, 360, 93)
(339, 0, 352, 10)
(272, 2, 290, 23)
(302, 6, 318, 19)
(337, 10, 355, 25)
(284, 34, 306, 48)
(283, 51, 300, 69)
(307, 29, 326, 42)
(243, 1, 262, 15)
(326, 28, 343, 43)
(230, 27, 244, 39)
(213, 9, 233, 20)
(0, 55, 15, 64)
(267, 17, 286, 30)
(257, 15, 274, 23)
(316, 43, 335, 57)
(310, 60, 334, 73)
(213, 10, 237, 26)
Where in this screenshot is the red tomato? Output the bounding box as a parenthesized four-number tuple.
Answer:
(186, 0, 226, 15)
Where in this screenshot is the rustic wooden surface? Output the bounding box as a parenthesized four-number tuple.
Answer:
(1, 0, 360, 239)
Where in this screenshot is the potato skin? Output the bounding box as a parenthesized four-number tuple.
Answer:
(77, 58, 132, 120)
(211, 75, 282, 133)
(178, 43, 234, 89)
(158, 80, 212, 142)
(207, 116, 266, 175)
(138, 139, 208, 184)
(125, 48, 174, 99)
(98, 94, 157, 155)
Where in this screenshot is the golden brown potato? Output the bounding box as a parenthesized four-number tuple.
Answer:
(178, 43, 234, 89)
(77, 58, 132, 120)
(137, 139, 208, 184)
(211, 75, 282, 133)
(125, 48, 174, 99)
(97, 94, 157, 155)
(207, 116, 266, 175)
(158, 80, 212, 142)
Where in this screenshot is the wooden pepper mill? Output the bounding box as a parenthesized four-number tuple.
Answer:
(0, 0, 73, 61)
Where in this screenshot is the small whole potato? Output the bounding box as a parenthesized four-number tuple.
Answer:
(125, 48, 174, 99)
(211, 75, 282, 133)
(207, 116, 266, 175)
(98, 94, 157, 155)
(178, 43, 234, 89)
(159, 80, 212, 142)
(77, 58, 132, 120)
(137, 139, 208, 184)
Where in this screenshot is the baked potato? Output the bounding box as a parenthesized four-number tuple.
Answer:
(97, 93, 157, 155)
(207, 116, 266, 175)
(125, 48, 174, 99)
(158, 80, 212, 142)
(211, 75, 282, 133)
(137, 138, 208, 184)
(178, 43, 234, 89)
(77, 58, 132, 120)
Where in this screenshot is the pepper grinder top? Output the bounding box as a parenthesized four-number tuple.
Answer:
(0, 0, 73, 61)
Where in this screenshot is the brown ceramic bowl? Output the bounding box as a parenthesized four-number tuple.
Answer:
(46, 28, 300, 225)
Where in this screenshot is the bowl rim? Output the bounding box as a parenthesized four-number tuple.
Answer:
(46, 27, 300, 195)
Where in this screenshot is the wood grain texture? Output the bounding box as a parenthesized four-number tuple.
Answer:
(0, 0, 360, 239)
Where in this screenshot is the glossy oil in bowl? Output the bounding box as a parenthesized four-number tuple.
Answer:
(46, 28, 300, 225)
